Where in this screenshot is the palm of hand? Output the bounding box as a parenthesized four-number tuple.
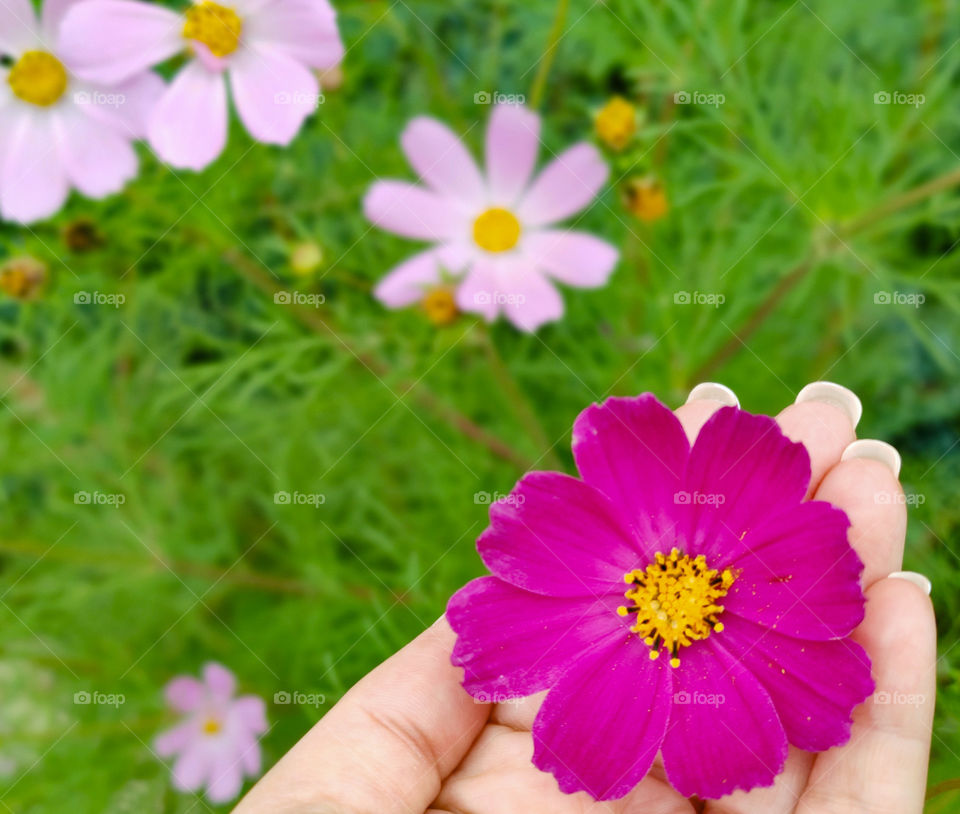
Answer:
(235, 396, 935, 814)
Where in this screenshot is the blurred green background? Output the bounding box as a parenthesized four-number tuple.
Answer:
(0, 0, 958, 810)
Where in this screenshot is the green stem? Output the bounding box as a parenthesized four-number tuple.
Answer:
(227, 251, 535, 471)
(479, 325, 563, 470)
(529, 0, 570, 109)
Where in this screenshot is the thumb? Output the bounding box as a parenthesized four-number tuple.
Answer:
(234, 617, 488, 813)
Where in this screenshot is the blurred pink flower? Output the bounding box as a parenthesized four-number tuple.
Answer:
(154, 662, 268, 804)
(0, 0, 163, 223)
(364, 104, 619, 332)
(60, 0, 345, 171)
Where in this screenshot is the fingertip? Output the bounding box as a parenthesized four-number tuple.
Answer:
(777, 401, 856, 495)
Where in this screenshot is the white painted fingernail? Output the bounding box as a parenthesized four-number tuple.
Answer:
(686, 383, 739, 408)
(795, 381, 862, 429)
(888, 571, 932, 596)
(841, 439, 901, 478)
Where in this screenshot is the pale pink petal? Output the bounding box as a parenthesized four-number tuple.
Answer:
(238, 734, 262, 776)
(171, 743, 211, 793)
(74, 72, 166, 140)
(59, 0, 182, 85)
(230, 46, 318, 145)
(363, 181, 464, 241)
(501, 268, 564, 332)
(203, 663, 237, 701)
(523, 230, 619, 287)
(455, 260, 500, 322)
(0, 0, 37, 54)
(374, 248, 442, 308)
(164, 675, 204, 713)
(0, 111, 69, 224)
(245, 0, 344, 69)
(231, 695, 268, 734)
(485, 103, 540, 205)
(55, 108, 137, 198)
(400, 117, 484, 203)
(43, 0, 81, 40)
(154, 720, 197, 757)
(517, 143, 609, 227)
(148, 62, 228, 171)
(206, 749, 245, 803)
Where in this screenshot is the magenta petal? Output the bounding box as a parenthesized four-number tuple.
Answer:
(724, 500, 865, 639)
(661, 640, 787, 798)
(683, 407, 810, 561)
(478, 471, 640, 596)
(716, 614, 873, 751)
(532, 636, 670, 800)
(572, 394, 689, 552)
(448, 577, 623, 697)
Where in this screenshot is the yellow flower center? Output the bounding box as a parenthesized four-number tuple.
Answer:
(473, 208, 521, 253)
(183, 2, 243, 58)
(618, 548, 734, 667)
(595, 96, 637, 150)
(624, 177, 669, 222)
(201, 717, 222, 735)
(422, 287, 458, 326)
(7, 51, 68, 107)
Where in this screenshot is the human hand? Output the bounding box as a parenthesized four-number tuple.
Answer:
(234, 384, 935, 814)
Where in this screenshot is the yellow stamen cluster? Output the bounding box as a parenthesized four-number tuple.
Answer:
(7, 51, 68, 107)
(421, 287, 458, 326)
(618, 548, 734, 667)
(202, 718, 222, 735)
(473, 208, 521, 253)
(595, 96, 637, 150)
(0, 257, 47, 300)
(623, 177, 668, 222)
(183, 2, 244, 58)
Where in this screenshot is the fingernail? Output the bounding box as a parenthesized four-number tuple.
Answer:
(794, 381, 862, 429)
(841, 439, 902, 478)
(888, 571, 932, 596)
(686, 382, 739, 408)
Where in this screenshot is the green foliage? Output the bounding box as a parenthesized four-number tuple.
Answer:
(0, 0, 957, 809)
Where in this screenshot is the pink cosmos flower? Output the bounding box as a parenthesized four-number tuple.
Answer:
(0, 0, 163, 223)
(59, 0, 345, 170)
(154, 662, 268, 804)
(364, 104, 619, 332)
(447, 394, 874, 800)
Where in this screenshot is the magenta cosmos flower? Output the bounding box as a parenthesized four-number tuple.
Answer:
(154, 662, 268, 803)
(365, 104, 619, 332)
(59, 0, 345, 170)
(447, 394, 874, 800)
(0, 0, 162, 223)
